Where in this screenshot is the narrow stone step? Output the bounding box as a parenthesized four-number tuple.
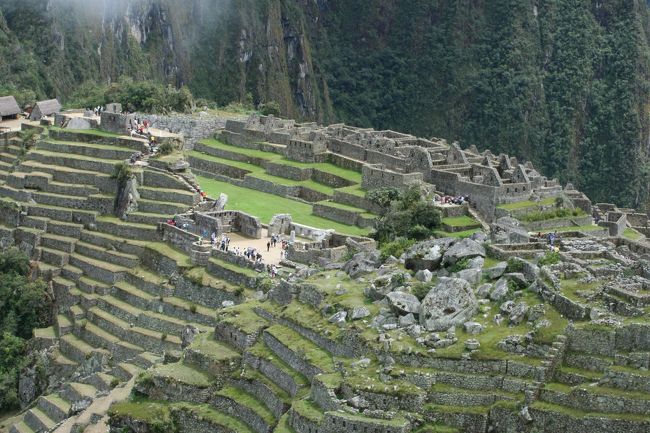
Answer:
(43, 180, 100, 197)
(26, 202, 97, 225)
(8, 421, 35, 433)
(77, 276, 111, 295)
(40, 247, 69, 267)
(32, 190, 88, 209)
(125, 211, 168, 226)
(138, 186, 198, 206)
(69, 253, 127, 285)
(24, 407, 56, 432)
(20, 160, 112, 186)
(59, 333, 99, 364)
(56, 313, 73, 336)
(137, 198, 189, 215)
(94, 217, 160, 242)
(80, 318, 144, 361)
(244, 341, 309, 398)
(22, 215, 49, 230)
(61, 264, 84, 282)
(41, 233, 77, 253)
(83, 372, 119, 392)
(263, 325, 334, 380)
(79, 230, 146, 256)
(46, 219, 83, 238)
(37, 394, 72, 423)
(234, 369, 291, 420)
(113, 280, 155, 310)
(61, 382, 97, 403)
(212, 386, 277, 433)
(133, 351, 164, 369)
(113, 362, 143, 382)
(74, 240, 139, 268)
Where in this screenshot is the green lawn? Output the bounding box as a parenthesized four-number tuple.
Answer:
(497, 197, 556, 211)
(191, 150, 336, 195)
(196, 175, 370, 236)
(434, 228, 481, 239)
(50, 126, 124, 138)
(199, 138, 282, 161)
(539, 225, 603, 234)
(623, 228, 643, 241)
(441, 215, 480, 227)
(199, 138, 362, 182)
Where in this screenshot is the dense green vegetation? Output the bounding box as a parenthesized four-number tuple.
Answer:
(371, 185, 441, 243)
(0, 0, 648, 208)
(0, 249, 51, 412)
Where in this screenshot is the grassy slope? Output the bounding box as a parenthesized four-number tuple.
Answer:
(196, 175, 370, 236)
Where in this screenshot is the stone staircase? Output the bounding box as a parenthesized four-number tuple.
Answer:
(0, 127, 263, 433)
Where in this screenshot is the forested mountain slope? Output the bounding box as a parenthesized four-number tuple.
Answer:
(0, 0, 649, 207)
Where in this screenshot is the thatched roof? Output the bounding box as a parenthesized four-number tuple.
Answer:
(0, 96, 21, 117)
(30, 99, 61, 120)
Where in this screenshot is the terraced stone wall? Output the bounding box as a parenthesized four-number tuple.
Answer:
(138, 113, 233, 149)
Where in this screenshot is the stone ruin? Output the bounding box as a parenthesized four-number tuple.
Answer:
(1, 115, 649, 433)
(222, 114, 590, 221)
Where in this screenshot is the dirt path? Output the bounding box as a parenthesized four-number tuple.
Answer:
(223, 229, 284, 266)
(53, 377, 135, 433)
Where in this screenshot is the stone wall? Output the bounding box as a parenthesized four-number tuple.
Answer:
(100, 112, 135, 134)
(137, 113, 240, 149)
(362, 164, 422, 192)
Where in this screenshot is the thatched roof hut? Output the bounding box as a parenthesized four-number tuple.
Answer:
(29, 99, 61, 121)
(0, 96, 21, 120)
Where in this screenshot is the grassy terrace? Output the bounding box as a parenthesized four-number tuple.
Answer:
(434, 228, 481, 239)
(441, 215, 479, 227)
(199, 138, 362, 182)
(497, 197, 556, 211)
(317, 199, 377, 217)
(196, 175, 370, 236)
(539, 224, 603, 234)
(49, 126, 124, 138)
(190, 150, 336, 195)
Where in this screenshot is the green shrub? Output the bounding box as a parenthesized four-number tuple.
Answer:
(379, 238, 415, 262)
(367, 187, 399, 209)
(258, 277, 274, 292)
(19, 128, 38, 149)
(407, 224, 432, 240)
(110, 377, 120, 388)
(391, 272, 407, 286)
(411, 282, 431, 300)
(111, 162, 133, 184)
(538, 251, 561, 266)
(161, 333, 167, 341)
(506, 258, 524, 273)
(189, 304, 197, 314)
(259, 101, 281, 116)
(448, 257, 471, 273)
(158, 141, 176, 156)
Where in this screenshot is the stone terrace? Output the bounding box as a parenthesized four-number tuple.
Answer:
(0, 125, 269, 433)
(216, 115, 587, 223)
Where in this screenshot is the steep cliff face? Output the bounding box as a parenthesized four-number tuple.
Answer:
(0, 0, 649, 207)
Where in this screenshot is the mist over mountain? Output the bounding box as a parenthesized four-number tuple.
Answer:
(0, 0, 649, 207)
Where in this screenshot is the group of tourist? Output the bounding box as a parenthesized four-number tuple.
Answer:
(211, 232, 231, 251)
(92, 106, 104, 116)
(436, 195, 470, 205)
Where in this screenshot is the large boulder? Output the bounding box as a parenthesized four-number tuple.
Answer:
(404, 238, 454, 271)
(420, 277, 478, 331)
(343, 250, 381, 278)
(386, 291, 421, 315)
(442, 238, 485, 266)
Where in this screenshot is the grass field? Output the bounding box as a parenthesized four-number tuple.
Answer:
(496, 197, 556, 211)
(196, 175, 370, 236)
